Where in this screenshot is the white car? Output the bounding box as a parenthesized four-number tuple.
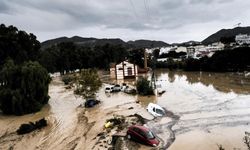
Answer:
(112, 84, 121, 92)
(146, 103, 165, 117)
(105, 86, 113, 93)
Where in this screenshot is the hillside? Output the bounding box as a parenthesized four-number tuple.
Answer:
(41, 36, 169, 49)
(172, 41, 201, 47)
(41, 36, 98, 50)
(127, 40, 170, 49)
(202, 26, 250, 45)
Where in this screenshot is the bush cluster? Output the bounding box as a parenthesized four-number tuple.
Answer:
(136, 77, 154, 96)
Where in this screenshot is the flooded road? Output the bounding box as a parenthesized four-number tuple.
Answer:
(139, 70, 250, 150)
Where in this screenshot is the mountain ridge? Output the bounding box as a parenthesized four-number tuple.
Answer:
(41, 36, 170, 49)
(202, 26, 250, 45)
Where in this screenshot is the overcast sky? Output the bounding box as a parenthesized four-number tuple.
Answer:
(1, 0, 250, 43)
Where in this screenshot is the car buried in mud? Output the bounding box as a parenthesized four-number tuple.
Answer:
(84, 99, 100, 108)
(126, 125, 160, 147)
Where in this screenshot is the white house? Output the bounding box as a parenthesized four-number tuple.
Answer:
(110, 61, 138, 80)
(235, 34, 250, 45)
(175, 46, 187, 53)
(157, 58, 168, 62)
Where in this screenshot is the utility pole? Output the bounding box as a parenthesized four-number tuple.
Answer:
(150, 49, 157, 91)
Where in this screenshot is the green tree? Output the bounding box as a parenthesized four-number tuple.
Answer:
(74, 69, 102, 98)
(128, 49, 145, 68)
(0, 24, 40, 68)
(39, 42, 128, 72)
(0, 60, 51, 115)
(136, 77, 154, 96)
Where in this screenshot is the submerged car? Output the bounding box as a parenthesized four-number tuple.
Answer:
(124, 86, 136, 94)
(84, 99, 100, 108)
(146, 103, 165, 117)
(127, 125, 159, 147)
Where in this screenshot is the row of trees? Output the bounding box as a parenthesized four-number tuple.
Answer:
(0, 24, 40, 67)
(184, 47, 250, 72)
(0, 24, 50, 115)
(155, 47, 250, 72)
(39, 42, 129, 73)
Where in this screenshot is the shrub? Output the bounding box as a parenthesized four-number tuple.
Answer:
(136, 77, 154, 96)
(62, 74, 76, 85)
(75, 69, 102, 98)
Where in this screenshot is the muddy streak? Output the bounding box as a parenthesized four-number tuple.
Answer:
(145, 108, 180, 149)
(162, 109, 180, 149)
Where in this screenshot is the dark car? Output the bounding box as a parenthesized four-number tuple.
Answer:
(126, 125, 159, 147)
(84, 99, 100, 108)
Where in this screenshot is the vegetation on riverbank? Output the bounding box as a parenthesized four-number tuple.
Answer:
(0, 24, 50, 115)
(155, 47, 250, 72)
(136, 77, 154, 96)
(0, 60, 50, 115)
(74, 69, 102, 98)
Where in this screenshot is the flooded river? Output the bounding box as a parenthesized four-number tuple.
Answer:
(1, 70, 250, 150)
(138, 70, 250, 150)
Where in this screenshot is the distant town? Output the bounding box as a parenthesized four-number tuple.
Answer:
(147, 33, 250, 62)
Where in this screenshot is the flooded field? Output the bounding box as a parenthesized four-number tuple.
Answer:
(140, 70, 250, 150)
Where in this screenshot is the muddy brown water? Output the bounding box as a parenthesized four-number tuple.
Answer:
(137, 69, 250, 150)
(1, 70, 250, 150)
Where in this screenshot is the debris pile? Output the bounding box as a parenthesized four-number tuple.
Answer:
(16, 118, 47, 135)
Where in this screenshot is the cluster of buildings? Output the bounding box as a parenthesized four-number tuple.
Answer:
(150, 33, 250, 62)
(108, 34, 250, 80)
(148, 41, 225, 62)
(235, 34, 250, 45)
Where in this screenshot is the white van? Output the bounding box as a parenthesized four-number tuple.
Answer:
(146, 103, 165, 117)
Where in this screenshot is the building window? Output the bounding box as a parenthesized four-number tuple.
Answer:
(118, 68, 123, 70)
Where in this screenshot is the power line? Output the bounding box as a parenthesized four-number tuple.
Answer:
(144, 0, 150, 21)
(128, 0, 139, 20)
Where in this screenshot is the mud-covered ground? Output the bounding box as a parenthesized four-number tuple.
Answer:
(0, 77, 158, 150)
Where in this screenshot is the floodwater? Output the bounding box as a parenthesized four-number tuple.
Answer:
(138, 69, 250, 150)
(1, 70, 250, 150)
(0, 78, 84, 150)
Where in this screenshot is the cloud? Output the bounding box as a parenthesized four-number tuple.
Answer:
(0, 1, 11, 14)
(0, 0, 249, 43)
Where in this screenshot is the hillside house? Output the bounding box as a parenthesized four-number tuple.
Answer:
(235, 34, 250, 45)
(110, 61, 138, 80)
(175, 46, 187, 53)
